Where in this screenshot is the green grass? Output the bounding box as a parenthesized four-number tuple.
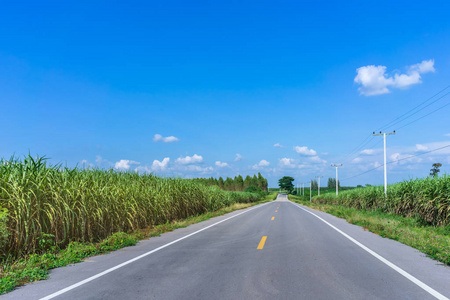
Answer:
(289, 194, 450, 266)
(0, 197, 272, 294)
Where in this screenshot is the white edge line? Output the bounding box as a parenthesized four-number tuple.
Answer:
(289, 201, 449, 300)
(39, 202, 270, 300)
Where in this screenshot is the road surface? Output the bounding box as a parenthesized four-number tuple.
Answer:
(3, 194, 450, 299)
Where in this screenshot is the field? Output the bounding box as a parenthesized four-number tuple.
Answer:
(0, 155, 264, 261)
(312, 176, 450, 226)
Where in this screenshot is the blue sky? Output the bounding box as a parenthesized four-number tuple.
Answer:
(1, 0, 450, 187)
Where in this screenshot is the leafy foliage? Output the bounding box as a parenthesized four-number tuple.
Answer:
(430, 163, 442, 177)
(278, 176, 294, 193)
(192, 172, 268, 191)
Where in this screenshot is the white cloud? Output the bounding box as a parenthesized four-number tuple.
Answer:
(215, 161, 228, 167)
(354, 59, 435, 96)
(234, 153, 243, 161)
(444, 133, 450, 137)
(184, 165, 214, 173)
(360, 149, 376, 155)
(176, 154, 203, 165)
(352, 157, 362, 163)
(153, 134, 179, 143)
(309, 156, 327, 163)
(115, 159, 140, 170)
(258, 159, 270, 166)
(409, 59, 435, 74)
(151, 157, 170, 171)
(294, 146, 317, 156)
(274, 143, 284, 148)
(252, 159, 270, 169)
(415, 144, 428, 152)
(279, 158, 297, 168)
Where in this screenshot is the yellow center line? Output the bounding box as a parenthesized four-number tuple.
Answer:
(271, 216, 274, 220)
(257, 236, 267, 249)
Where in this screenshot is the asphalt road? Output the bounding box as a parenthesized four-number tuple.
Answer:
(3, 194, 450, 300)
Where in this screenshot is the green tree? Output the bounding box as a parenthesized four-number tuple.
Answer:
(236, 175, 244, 191)
(278, 176, 294, 193)
(244, 175, 252, 189)
(327, 178, 334, 189)
(218, 177, 224, 189)
(311, 179, 318, 191)
(257, 172, 265, 189)
(430, 163, 442, 177)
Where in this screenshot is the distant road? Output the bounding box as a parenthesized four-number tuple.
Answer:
(4, 194, 450, 299)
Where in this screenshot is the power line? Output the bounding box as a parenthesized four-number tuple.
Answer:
(342, 138, 382, 165)
(378, 85, 450, 131)
(338, 85, 450, 167)
(340, 143, 450, 182)
(396, 99, 450, 131)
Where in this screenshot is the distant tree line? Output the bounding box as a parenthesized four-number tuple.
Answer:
(192, 173, 268, 192)
(327, 178, 340, 189)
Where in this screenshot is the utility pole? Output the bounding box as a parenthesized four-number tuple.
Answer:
(302, 183, 304, 196)
(331, 164, 343, 195)
(373, 130, 395, 197)
(315, 176, 323, 196)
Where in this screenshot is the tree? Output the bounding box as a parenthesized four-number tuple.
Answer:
(278, 176, 294, 193)
(430, 163, 442, 177)
(236, 175, 244, 191)
(327, 178, 334, 189)
(218, 177, 224, 189)
(311, 179, 318, 191)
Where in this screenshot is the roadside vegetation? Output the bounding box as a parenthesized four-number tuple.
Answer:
(191, 173, 268, 192)
(0, 155, 273, 293)
(288, 175, 450, 266)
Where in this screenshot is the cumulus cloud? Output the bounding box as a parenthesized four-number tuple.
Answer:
(176, 154, 203, 165)
(115, 159, 140, 170)
(153, 134, 179, 143)
(234, 153, 243, 161)
(215, 161, 229, 167)
(151, 157, 170, 171)
(279, 158, 297, 168)
(252, 159, 270, 169)
(354, 59, 435, 96)
(274, 143, 284, 148)
(294, 146, 317, 156)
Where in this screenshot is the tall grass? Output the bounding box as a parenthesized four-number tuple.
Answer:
(314, 176, 450, 226)
(0, 156, 262, 259)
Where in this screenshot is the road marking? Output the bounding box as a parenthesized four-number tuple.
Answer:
(271, 217, 274, 220)
(39, 202, 270, 300)
(257, 236, 267, 249)
(289, 201, 449, 300)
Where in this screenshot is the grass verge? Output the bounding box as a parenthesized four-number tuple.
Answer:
(0, 196, 274, 295)
(289, 195, 450, 266)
